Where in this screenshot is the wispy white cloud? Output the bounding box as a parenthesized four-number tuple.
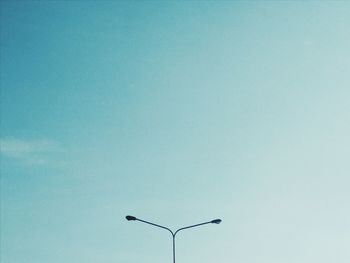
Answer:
(0, 138, 63, 166)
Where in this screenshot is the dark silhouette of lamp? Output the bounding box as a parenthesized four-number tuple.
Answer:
(126, 215, 137, 221)
(125, 215, 222, 263)
(211, 219, 222, 224)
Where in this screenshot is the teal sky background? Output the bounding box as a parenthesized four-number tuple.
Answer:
(1, 1, 350, 263)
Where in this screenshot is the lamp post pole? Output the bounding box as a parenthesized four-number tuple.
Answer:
(125, 215, 222, 263)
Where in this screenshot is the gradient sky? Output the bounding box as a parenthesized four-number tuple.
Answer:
(1, 1, 350, 263)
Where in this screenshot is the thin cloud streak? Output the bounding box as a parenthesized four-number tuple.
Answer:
(0, 137, 63, 166)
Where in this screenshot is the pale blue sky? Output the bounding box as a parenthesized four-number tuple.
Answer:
(1, 1, 350, 263)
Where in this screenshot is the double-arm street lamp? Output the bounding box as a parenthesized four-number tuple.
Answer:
(125, 215, 222, 263)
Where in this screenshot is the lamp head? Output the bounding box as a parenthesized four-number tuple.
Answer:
(126, 215, 137, 221)
(211, 219, 222, 224)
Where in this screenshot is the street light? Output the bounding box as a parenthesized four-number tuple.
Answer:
(125, 215, 222, 263)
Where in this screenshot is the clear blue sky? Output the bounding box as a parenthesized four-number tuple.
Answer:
(1, 1, 350, 263)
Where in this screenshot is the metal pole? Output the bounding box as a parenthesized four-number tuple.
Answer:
(173, 234, 176, 263)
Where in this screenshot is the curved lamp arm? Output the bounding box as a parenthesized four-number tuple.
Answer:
(174, 219, 222, 236)
(126, 215, 221, 237)
(126, 215, 174, 235)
